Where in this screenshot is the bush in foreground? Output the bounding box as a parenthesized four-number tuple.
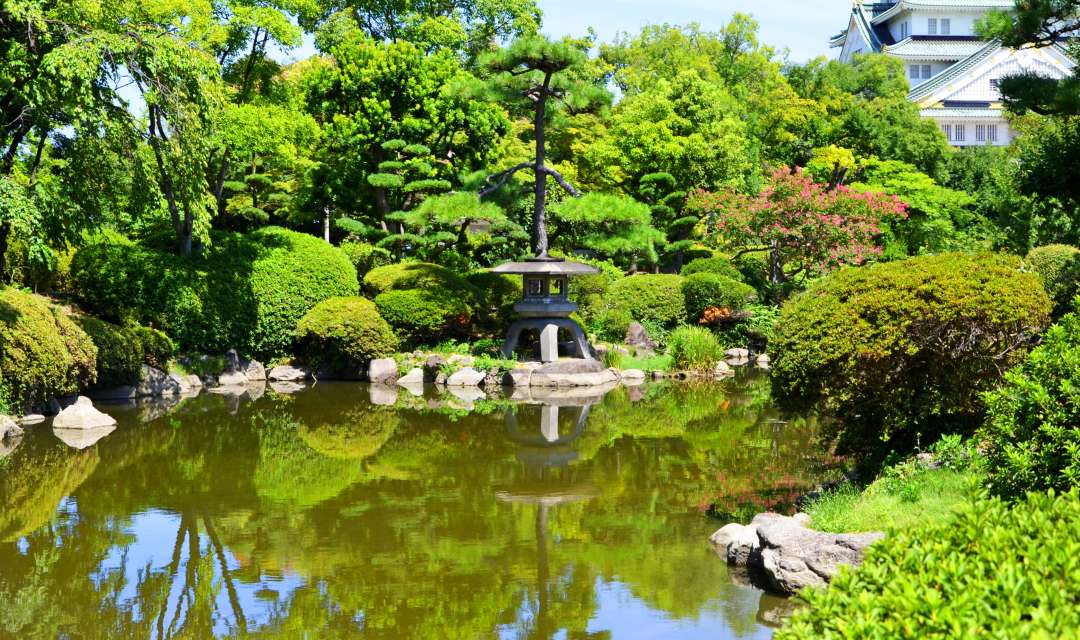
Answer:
(374, 288, 471, 346)
(1026, 244, 1080, 317)
(777, 490, 1080, 639)
(295, 297, 397, 374)
(981, 307, 1080, 498)
(681, 272, 757, 322)
(603, 274, 687, 337)
(0, 288, 96, 412)
(666, 326, 724, 372)
(771, 253, 1050, 456)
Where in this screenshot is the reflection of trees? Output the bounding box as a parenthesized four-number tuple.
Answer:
(0, 437, 99, 541)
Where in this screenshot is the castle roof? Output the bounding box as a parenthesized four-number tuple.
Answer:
(871, 0, 1015, 25)
(884, 36, 988, 59)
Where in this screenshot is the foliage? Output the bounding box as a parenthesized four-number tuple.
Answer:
(982, 307, 1080, 498)
(681, 272, 757, 322)
(389, 191, 525, 264)
(295, 297, 398, 374)
(363, 262, 480, 299)
(1026, 244, 1080, 317)
(680, 256, 743, 280)
(666, 326, 724, 372)
(72, 317, 143, 388)
(549, 193, 663, 267)
(771, 253, 1051, 458)
(0, 288, 95, 412)
(374, 288, 471, 346)
(778, 489, 1080, 639)
(602, 274, 687, 335)
(339, 240, 394, 279)
(464, 271, 520, 333)
(71, 228, 357, 358)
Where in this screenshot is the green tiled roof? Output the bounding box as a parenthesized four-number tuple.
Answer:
(920, 107, 1002, 118)
(908, 40, 1002, 102)
(884, 38, 988, 59)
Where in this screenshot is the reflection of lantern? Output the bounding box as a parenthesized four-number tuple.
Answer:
(491, 259, 599, 363)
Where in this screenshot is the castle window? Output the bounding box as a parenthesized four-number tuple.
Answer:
(922, 65, 932, 79)
(976, 125, 986, 142)
(928, 18, 938, 35)
(943, 124, 952, 140)
(941, 19, 951, 35)
(954, 124, 966, 142)
(988, 125, 999, 142)
(910, 65, 920, 80)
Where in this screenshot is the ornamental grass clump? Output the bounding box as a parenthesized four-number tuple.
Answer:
(776, 489, 1080, 639)
(771, 252, 1050, 458)
(666, 326, 724, 372)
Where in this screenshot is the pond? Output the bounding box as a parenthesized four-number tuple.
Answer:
(0, 373, 837, 639)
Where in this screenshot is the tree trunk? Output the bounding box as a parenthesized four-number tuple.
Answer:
(532, 73, 552, 258)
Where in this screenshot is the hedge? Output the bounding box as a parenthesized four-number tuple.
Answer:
(776, 490, 1080, 639)
(374, 287, 471, 346)
(340, 240, 394, 279)
(1026, 244, 1080, 318)
(771, 253, 1050, 457)
(603, 274, 687, 335)
(72, 316, 177, 388)
(465, 271, 520, 333)
(0, 288, 96, 412)
(680, 256, 743, 281)
(981, 306, 1080, 498)
(681, 272, 757, 322)
(362, 262, 480, 300)
(295, 297, 397, 374)
(70, 227, 357, 358)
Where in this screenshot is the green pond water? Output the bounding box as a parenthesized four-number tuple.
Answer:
(0, 374, 836, 639)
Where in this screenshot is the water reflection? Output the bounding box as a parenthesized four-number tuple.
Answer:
(0, 375, 833, 639)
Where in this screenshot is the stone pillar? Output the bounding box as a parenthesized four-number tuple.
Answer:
(540, 405, 560, 442)
(540, 323, 559, 363)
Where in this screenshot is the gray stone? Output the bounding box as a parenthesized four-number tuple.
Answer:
(620, 369, 647, 381)
(424, 354, 446, 370)
(18, 414, 45, 426)
(504, 368, 532, 387)
(217, 371, 249, 387)
(535, 359, 605, 375)
(434, 372, 448, 385)
(714, 361, 733, 377)
(792, 512, 812, 527)
(368, 358, 399, 384)
(755, 353, 771, 365)
(396, 368, 425, 386)
(368, 384, 398, 406)
(481, 371, 503, 389)
(447, 386, 486, 404)
(224, 348, 241, 372)
(268, 365, 309, 382)
(52, 397, 117, 430)
(269, 380, 305, 394)
(727, 523, 763, 566)
(725, 348, 750, 359)
(446, 367, 486, 387)
(53, 425, 116, 450)
(755, 515, 884, 595)
(625, 322, 657, 351)
(138, 365, 182, 397)
(709, 523, 746, 549)
(531, 365, 619, 388)
(244, 359, 267, 381)
(1, 415, 24, 442)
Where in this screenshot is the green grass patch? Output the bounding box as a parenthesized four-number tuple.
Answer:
(620, 352, 673, 372)
(806, 461, 984, 533)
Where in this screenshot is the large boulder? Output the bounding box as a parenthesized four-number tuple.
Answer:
(446, 367, 486, 387)
(268, 365, 309, 382)
(367, 358, 399, 384)
(531, 359, 619, 388)
(137, 365, 182, 397)
(244, 359, 267, 381)
(625, 322, 657, 351)
(396, 367, 425, 386)
(1, 415, 24, 442)
(217, 370, 249, 387)
(52, 396, 117, 430)
(53, 425, 116, 450)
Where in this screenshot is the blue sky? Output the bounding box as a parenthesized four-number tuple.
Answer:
(537, 0, 853, 62)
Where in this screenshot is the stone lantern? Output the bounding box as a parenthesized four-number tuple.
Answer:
(491, 258, 599, 362)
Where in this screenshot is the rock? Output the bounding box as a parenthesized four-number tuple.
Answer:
(714, 361, 733, 377)
(504, 368, 532, 387)
(217, 371, 249, 387)
(399, 380, 425, 397)
(183, 374, 203, 389)
(224, 348, 241, 373)
(446, 367, 486, 387)
(396, 368, 425, 386)
(1, 415, 24, 442)
(424, 354, 446, 370)
(368, 384, 398, 406)
(244, 359, 266, 381)
(535, 359, 605, 375)
(447, 354, 475, 367)
(446, 385, 486, 404)
(531, 360, 618, 388)
(269, 380, 305, 394)
(727, 523, 763, 566)
(138, 365, 182, 397)
(725, 348, 750, 359)
(53, 425, 116, 450)
(755, 353, 771, 365)
(792, 512, 812, 527)
(709, 523, 746, 549)
(18, 414, 45, 426)
(367, 358, 399, 384)
(754, 515, 883, 595)
(620, 369, 647, 381)
(434, 372, 448, 385)
(481, 371, 503, 389)
(268, 365, 309, 382)
(52, 397, 117, 430)
(625, 322, 657, 351)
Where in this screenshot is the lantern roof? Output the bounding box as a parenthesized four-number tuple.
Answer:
(490, 257, 599, 276)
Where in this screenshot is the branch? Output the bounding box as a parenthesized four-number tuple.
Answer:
(478, 161, 534, 197)
(540, 165, 581, 197)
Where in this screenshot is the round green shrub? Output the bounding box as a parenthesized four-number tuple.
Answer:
(133, 325, 174, 369)
(465, 271, 521, 333)
(666, 326, 724, 372)
(776, 490, 1080, 639)
(0, 288, 96, 412)
(681, 272, 758, 321)
(567, 257, 624, 331)
(981, 307, 1080, 498)
(72, 316, 143, 388)
(295, 297, 398, 373)
(374, 287, 471, 346)
(71, 227, 358, 359)
(340, 240, 394, 279)
(1026, 244, 1080, 317)
(771, 253, 1050, 457)
(363, 262, 480, 299)
(595, 305, 635, 343)
(604, 274, 687, 330)
(680, 256, 743, 281)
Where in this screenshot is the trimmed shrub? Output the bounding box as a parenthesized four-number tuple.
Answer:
(776, 490, 1080, 639)
(667, 326, 724, 372)
(295, 297, 398, 373)
(681, 272, 758, 321)
(0, 288, 96, 411)
(465, 272, 521, 333)
(771, 253, 1050, 457)
(363, 262, 479, 299)
(567, 257, 624, 332)
(72, 316, 143, 388)
(340, 240, 394, 279)
(70, 227, 358, 358)
(605, 274, 687, 331)
(133, 326, 175, 370)
(1026, 244, 1080, 317)
(981, 308, 1080, 498)
(680, 256, 743, 281)
(374, 287, 471, 346)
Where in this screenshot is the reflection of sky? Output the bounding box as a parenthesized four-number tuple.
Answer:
(94, 509, 306, 636)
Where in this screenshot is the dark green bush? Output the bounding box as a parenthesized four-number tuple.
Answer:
(666, 326, 724, 372)
(374, 287, 471, 346)
(133, 325, 174, 369)
(567, 257, 624, 332)
(70, 227, 357, 358)
(981, 307, 1080, 498)
(340, 240, 394, 279)
(72, 316, 143, 388)
(681, 272, 757, 321)
(295, 297, 398, 374)
(465, 272, 520, 333)
(1026, 244, 1080, 317)
(680, 256, 743, 281)
(771, 253, 1050, 457)
(604, 274, 687, 331)
(363, 262, 480, 299)
(776, 490, 1080, 639)
(0, 288, 96, 411)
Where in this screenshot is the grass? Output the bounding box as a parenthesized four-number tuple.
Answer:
(620, 352, 673, 371)
(805, 460, 984, 533)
